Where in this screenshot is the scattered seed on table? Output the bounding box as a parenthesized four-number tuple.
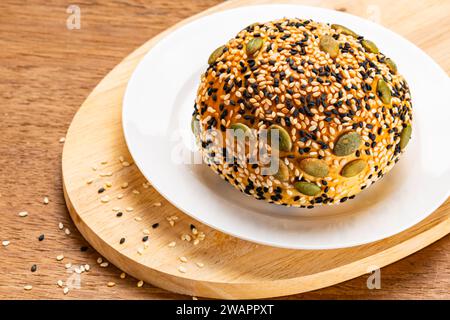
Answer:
(120, 272, 126, 279)
(2, 240, 10, 247)
(100, 195, 110, 203)
(107, 282, 116, 287)
(112, 207, 120, 212)
(18, 211, 28, 217)
(119, 238, 126, 244)
(31, 264, 37, 272)
(179, 256, 188, 263)
(63, 287, 69, 295)
(152, 223, 159, 229)
(116, 212, 123, 217)
(43, 197, 49, 204)
(58, 222, 64, 230)
(121, 182, 129, 189)
(38, 234, 45, 241)
(86, 178, 94, 185)
(97, 257, 103, 264)
(196, 262, 204, 268)
(142, 236, 149, 242)
(24, 285, 33, 291)
(59, 137, 66, 143)
(132, 189, 140, 195)
(134, 217, 142, 222)
(57, 280, 64, 288)
(137, 280, 144, 288)
(117, 194, 124, 199)
(137, 248, 144, 255)
(85, 264, 90, 271)
(56, 255, 64, 261)
(152, 202, 162, 207)
(192, 296, 198, 300)
(99, 172, 113, 177)
(65, 263, 72, 269)
(64, 228, 71, 235)
(193, 239, 200, 246)
(142, 229, 150, 235)
(122, 161, 131, 167)
(100, 262, 109, 268)
(98, 187, 105, 194)
(126, 207, 133, 212)
(105, 182, 112, 188)
(178, 266, 187, 273)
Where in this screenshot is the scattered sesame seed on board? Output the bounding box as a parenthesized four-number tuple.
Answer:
(63, 287, 69, 295)
(2, 240, 10, 247)
(59, 137, 66, 143)
(120, 272, 126, 279)
(100, 195, 110, 203)
(97, 257, 103, 264)
(18, 211, 28, 217)
(137, 280, 144, 288)
(121, 182, 129, 189)
(65, 263, 72, 269)
(58, 222, 64, 230)
(86, 178, 94, 185)
(56, 254, 64, 261)
(23, 285, 33, 291)
(57, 280, 64, 288)
(196, 262, 204, 268)
(85, 264, 90, 271)
(117, 194, 124, 199)
(168, 241, 176, 247)
(125, 207, 134, 212)
(178, 266, 187, 273)
(152, 202, 162, 207)
(179, 256, 188, 263)
(107, 282, 116, 287)
(134, 217, 142, 222)
(122, 161, 131, 167)
(64, 228, 71, 235)
(100, 262, 109, 268)
(132, 189, 140, 195)
(43, 196, 49, 204)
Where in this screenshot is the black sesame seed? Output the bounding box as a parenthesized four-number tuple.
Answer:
(116, 212, 123, 217)
(152, 223, 159, 229)
(98, 187, 105, 194)
(80, 246, 88, 252)
(31, 264, 37, 272)
(142, 236, 149, 242)
(119, 237, 126, 244)
(38, 234, 45, 241)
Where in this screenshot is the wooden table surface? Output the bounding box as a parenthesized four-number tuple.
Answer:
(0, 0, 448, 300)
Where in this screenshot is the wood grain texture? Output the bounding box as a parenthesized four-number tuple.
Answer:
(0, 0, 449, 299)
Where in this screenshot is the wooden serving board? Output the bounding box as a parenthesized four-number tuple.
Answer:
(62, 0, 450, 299)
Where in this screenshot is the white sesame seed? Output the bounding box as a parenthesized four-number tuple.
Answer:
(152, 202, 162, 207)
(121, 182, 129, 189)
(125, 207, 133, 212)
(57, 280, 64, 288)
(196, 262, 204, 268)
(100, 262, 109, 268)
(117, 194, 124, 199)
(107, 282, 116, 287)
(84, 264, 90, 271)
(56, 255, 64, 261)
(137, 280, 144, 288)
(178, 266, 187, 273)
(132, 189, 140, 195)
(192, 296, 198, 300)
(64, 228, 71, 235)
(86, 178, 94, 185)
(100, 195, 110, 203)
(134, 217, 142, 222)
(97, 257, 103, 264)
(2, 240, 10, 247)
(58, 222, 64, 230)
(63, 287, 69, 295)
(59, 137, 66, 143)
(179, 256, 188, 263)
(168, 241, 176, 247)
(43, 197, 49, 204)
(18, 211, 28, 217)
(65, 263, 72, 269)
(24, 285, 33, 291)
(137, 248, 144, 255)
(120, 272, 126, 279)
(122, 161, 131, 167)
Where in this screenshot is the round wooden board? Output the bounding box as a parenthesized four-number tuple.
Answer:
(62, 0, 450, 299)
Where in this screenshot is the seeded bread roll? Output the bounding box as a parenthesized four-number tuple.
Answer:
(193, 18, 412, 208)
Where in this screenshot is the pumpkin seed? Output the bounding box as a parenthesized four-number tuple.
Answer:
(230, 123, 251, 133)
(274, 160, 289, 182)
(299, 158, 329, 178)
(319, 35, 339, 58)
(294, 182, 321, 196)
(385, 58, 397, 74)
(399, 125, 412, 150)
(191, 116, 199, 135)
(208, 45, 226, 65)
(246, 38, 264, 56)
(361, 39, 379, 54)
(331, 24, 358, 37)
(333, 131, 362, 156)
(268, 125, 292, 152)
(341, 159, 367, 177)
(376, 78, 392, 105)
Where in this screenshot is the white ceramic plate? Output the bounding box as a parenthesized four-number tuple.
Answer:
(123, 4, 450, 249)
